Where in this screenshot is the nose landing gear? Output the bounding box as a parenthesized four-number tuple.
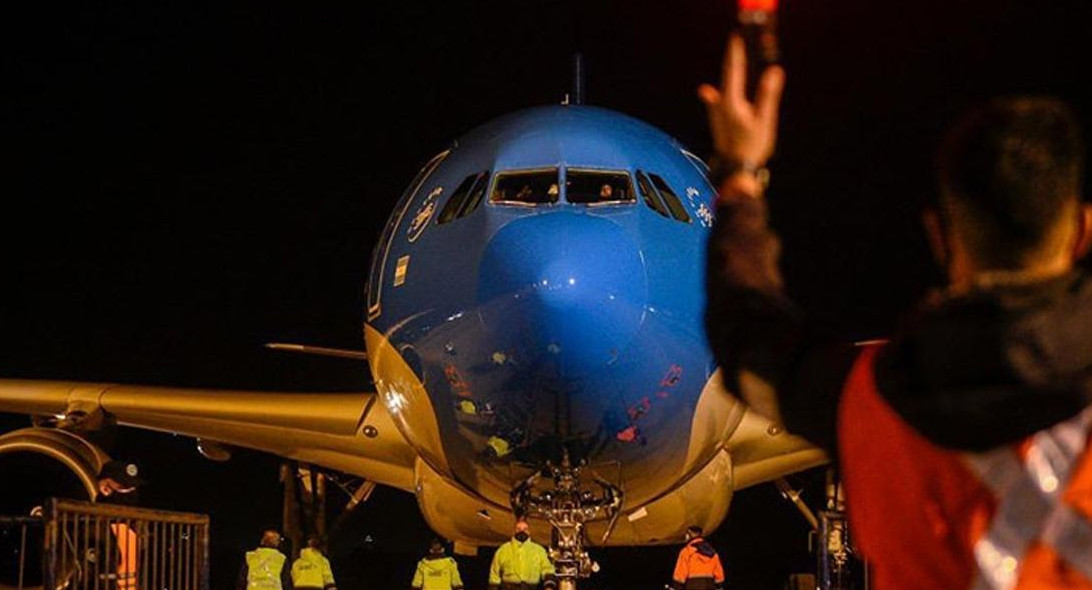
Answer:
(510, 454, 622, 590)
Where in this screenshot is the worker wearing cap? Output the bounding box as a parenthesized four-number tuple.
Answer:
(487, 521, 556, 590)
(411, 538, 464, 590)
(237, 530, 293, 590)
(97, 459, 144, 505)
(96, 460, 144, 590)
(291, 535, 336, 590)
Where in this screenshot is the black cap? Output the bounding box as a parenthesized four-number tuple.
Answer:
(98, 460, 144, 488)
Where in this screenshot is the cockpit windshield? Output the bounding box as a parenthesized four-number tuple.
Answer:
(491, 170, 560, 205)
(565, 170, 634, 205)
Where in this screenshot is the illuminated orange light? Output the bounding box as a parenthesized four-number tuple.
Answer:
(739, 0, 778, 11)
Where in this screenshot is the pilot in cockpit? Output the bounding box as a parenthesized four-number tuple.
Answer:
(598, 183, 614, 200)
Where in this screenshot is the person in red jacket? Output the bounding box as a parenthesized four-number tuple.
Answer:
(670, 526, 725, 590)
(699, 34, 1092, 590)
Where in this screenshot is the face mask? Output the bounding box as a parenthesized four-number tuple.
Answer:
(514, 532, 530, 542)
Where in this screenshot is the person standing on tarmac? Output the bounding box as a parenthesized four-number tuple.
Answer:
(487, 520, 557, 590)
(670, 526, 725, 590)
(700, 33, 1092, 590)
(291, 535, 336, 590)
(237, 530, 293, 590)
(411, 538, 464, 590)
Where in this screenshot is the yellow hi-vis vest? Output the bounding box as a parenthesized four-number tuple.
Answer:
(411, 556, 464, 590)
(291, 548, 337, 589)
(488, 539, 555, 586)
(246, 547, 287, 590)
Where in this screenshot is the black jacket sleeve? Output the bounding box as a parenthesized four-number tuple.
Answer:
(281, 557, 294, 590)
(705, 194, 858, 452)
(237, 562, 249, 590)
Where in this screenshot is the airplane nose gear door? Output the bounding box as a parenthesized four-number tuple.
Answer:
(510, 453, 622, 590)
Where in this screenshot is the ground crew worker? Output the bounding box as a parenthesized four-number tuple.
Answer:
(700, 34, 1092, 590)
(96, 460, 144, 590)
(411, 538, 464, 590)
(670, 526, 724, 590)
(487, 521, 556, 590)
(291, 536, 336, 590)
(237, 530, 293, 590)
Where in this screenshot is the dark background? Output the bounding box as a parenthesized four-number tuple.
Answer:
(3, 1, 1092, 589)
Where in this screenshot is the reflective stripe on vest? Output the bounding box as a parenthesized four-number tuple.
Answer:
(839, 345, 1092, 590)
(247, 548, 286, 590)
(965, 408, 1092, 589)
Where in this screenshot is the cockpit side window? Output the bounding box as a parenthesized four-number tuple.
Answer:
(648, 173, 691, 223)
(637, 171, 670, 218)
(491, 169, 560, 205)
(565, 170, 635, 205)
(438, 173, 481, 225)
(456, 171, 490, 219)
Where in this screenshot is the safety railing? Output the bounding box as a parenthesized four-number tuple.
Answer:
(0, 515, 42, 590)
(36, 498, 210, 590)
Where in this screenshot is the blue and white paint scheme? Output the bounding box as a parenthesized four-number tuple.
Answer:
(363, 105, 824, 546)
(0, 104, 825, 561)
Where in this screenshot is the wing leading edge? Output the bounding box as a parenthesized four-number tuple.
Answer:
(0, 379, 417, 492)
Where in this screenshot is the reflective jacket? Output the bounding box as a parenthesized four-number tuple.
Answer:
(841, 345, 1092, 590)
(671, 537, 725, 590)
(488, 539, 555, 588)
(291, 548, 336, 590)
(110, 522, 139, 590)
(241, 547, 290, 590)
(705, 175, 1092, 590)
(411, 556, 464, 590)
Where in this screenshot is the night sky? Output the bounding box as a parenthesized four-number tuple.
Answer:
(4, 1, 1092, 589)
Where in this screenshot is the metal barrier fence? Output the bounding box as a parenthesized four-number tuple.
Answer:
(21, 498, 211, 590)
(0, 515, 42, 590)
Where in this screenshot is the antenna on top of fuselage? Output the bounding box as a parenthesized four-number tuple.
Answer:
(563, 52, 585, 106)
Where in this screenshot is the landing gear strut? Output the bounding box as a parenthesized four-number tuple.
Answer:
(776, 468, 861, 590)
(510, 454, 622, 590)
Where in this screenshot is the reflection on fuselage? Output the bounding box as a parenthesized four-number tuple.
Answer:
(366, 105, 718, 508)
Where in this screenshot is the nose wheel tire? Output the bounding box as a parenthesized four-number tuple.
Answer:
(510, 452, 622, 590)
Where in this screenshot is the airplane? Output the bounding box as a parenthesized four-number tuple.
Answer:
(0, 102, 827, 589)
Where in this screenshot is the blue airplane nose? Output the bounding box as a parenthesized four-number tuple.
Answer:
(478, 212, 648, 376)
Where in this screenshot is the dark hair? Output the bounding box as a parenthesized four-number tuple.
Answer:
(937, 96, 1084, 269)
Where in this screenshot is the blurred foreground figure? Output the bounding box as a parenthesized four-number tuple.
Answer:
(700, 35, 1092, 590)
(411, 538, 464, 590)
(237, 529, 293, 590)
(291, 536, 337, 590)
(670, 525, 725, 590)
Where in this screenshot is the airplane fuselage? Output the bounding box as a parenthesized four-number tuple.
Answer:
(364, 106, 744, 544)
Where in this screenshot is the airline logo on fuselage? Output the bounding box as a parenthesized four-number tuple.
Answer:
(407, 186, 443, 243)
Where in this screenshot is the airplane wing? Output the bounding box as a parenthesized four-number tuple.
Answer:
(726, 404, 829, 490)
(0, 379, 417, 492)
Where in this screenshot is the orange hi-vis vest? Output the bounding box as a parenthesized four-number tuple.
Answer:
(839, 345, 1092, 590)
(110, 522, 139, 590)
(672, 538, 725, 590)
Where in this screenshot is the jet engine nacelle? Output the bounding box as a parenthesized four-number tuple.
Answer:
(0, 427, 112, 501)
